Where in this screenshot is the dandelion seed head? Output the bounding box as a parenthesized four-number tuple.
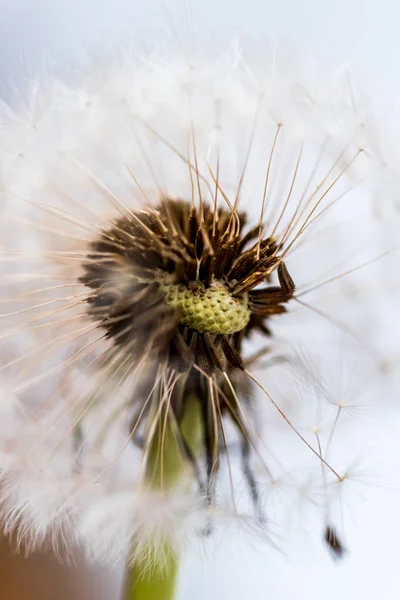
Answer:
(0, 44, 398, 566)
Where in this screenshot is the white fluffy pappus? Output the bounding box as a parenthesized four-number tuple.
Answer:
(0, 43, 399, 568)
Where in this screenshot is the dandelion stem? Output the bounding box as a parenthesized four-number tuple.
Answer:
(126, 547, 178, 600)
(124, 390, 202, 600)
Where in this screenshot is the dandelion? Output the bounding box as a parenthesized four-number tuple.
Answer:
(0, 45, 398, 598)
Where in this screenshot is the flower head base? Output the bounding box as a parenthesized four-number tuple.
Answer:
(161, 277, 251, 335)
(81, 197, 294, 375)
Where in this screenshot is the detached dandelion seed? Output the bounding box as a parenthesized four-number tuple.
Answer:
(0, 43, 398, 599)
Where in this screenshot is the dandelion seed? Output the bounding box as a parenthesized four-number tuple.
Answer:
(324, 525, 346, 559)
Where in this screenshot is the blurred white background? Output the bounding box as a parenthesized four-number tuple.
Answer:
(1, 0, 400, 92)
(0, 1, 400, 599)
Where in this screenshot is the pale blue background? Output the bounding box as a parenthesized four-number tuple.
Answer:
(0, 0, 399, 93)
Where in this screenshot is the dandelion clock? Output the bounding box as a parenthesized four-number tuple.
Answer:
(0, 42, 399, 600)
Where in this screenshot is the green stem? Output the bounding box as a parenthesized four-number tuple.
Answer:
(125, 545, 178, 600)
(124, 392, 202, 600)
